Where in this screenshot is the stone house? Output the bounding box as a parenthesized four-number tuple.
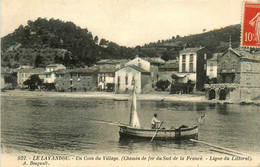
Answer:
(17, 68, 45, 87)
(55, 68, 97, 92)
(205, 48, 260, 101)
(178, 47, 212, 91)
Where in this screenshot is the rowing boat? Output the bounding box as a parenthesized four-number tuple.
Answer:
(119, 125, 198, 140)
(118, 85, 199, 140)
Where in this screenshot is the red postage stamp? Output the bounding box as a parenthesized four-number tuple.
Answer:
(241, 1, 260, 48)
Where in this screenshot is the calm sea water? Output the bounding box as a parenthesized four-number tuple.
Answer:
(1, 95, 260, 156)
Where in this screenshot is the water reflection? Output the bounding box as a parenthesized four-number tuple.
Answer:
(1, 95, 260, 155)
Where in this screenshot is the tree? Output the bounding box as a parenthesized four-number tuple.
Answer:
(99, 38, 109, 47)
(23, 74, 42, 90)
(94, 36, 99, 44)
(34, 55, 44, 67)
(156, 80, 171, 91)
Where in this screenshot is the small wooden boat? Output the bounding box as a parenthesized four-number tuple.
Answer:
(119, 125, 198, 140)
(118, 86, 199, 140)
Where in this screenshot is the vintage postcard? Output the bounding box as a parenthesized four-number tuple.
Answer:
(1, 0, 260, 167)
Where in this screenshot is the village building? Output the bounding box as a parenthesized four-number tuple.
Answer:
(206, 53, 222, 79)
(157, 59, 179, 83)
(143, 57, 166, 87)
(97, 66, 116, 91)
(55, 68, 97, 92)
(96, 59, 129, 69)
(17, 68, 45, 87)
(125, 56, 150, 72)
(205, 47, 260, 101)
(178, 47, 212, 91)
(46, 64, 66, 72)
(43, 64, 67, 83)
(114, 65, 151, 94)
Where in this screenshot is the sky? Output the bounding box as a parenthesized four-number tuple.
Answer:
(1, 0, 242, 47)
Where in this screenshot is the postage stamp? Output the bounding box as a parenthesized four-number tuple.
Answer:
(241, 1, 260, 48)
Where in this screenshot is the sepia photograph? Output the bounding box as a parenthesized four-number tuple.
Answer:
(1, 0, 260, 166)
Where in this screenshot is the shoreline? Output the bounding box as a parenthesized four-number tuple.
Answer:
(1, 90, 259, 105)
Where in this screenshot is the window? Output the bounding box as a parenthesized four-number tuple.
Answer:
(190, 54, 193, 62)
(138, 59, 142, 67)
(189, 63, 193, 72)
(222, 62, 227, 69)
(204, 54, 207, 60)
(131, 76, 135, 86)
(231, 61, 236, 70)
(99, 76, 102, 82)
(182, 55, 186, 62)
(182, 63, 186, 72)
(210, 63, 214, 71)
(117, 76, 120, 86)
(125, 75, 128, 85)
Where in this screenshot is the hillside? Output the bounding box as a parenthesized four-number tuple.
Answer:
(1, 18, 136, 68)
(1, 18, 246, 68)
(141, 24, 242, 60)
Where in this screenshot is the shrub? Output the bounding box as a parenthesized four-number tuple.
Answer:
(156, 80, 171, 91)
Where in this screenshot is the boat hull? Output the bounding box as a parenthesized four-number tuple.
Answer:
(118, 125, 198, 140)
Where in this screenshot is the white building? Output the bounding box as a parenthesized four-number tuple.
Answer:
(206, 53, 221, 79)
(114, 65, 151, 94)
(17, 68, 45, 87)
(97, 66, 116, 90)
(125, 56, 150, 72)
(46, 64, 66, 72)
(178, 47, 212, 91)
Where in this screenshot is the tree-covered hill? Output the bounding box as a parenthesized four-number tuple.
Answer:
(1, 18, 136, 68)
(1, 18, 246, 68)
(141, 24, 242, 60)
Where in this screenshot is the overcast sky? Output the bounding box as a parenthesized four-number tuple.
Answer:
(1, 0, 242, 47)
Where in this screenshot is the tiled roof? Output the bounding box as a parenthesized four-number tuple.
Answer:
(208, 53, 222, 61)
(43, 69, 70, 75)
(97, 59, 129, 64)
(69, 68, 93, 73)
(159, 63, 179, 69)
(17, 68, 45, 73)
(180, 47, 205, 53)
(115, 65, 149, 74)
(96, 59, 116, 64)
(143, 57, 166, 64)
(128, 65, 148, 73)
(46, 64, 65, 67)
(165, 59, 178, 64)
(97, 66, 116, 73)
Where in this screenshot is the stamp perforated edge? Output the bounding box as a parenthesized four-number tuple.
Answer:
(240, 0, 260, 48)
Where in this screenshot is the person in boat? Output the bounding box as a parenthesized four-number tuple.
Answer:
(151, 113, 162, 129)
